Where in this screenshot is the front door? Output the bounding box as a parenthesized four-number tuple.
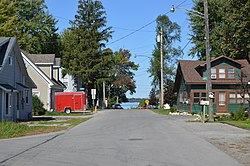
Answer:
(217, 92, 227, 113)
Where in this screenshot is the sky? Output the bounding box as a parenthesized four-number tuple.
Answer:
(44, 0, 196, 98)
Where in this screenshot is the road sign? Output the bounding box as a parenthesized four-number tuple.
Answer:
(91, 89, 96, 99)
(145, 99, 149, 105)
(200, 100, 209, 106)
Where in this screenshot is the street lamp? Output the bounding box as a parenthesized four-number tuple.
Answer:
(171, 0, 214, 121)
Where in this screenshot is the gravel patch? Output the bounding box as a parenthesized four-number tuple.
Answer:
(176, 117, 250, 166)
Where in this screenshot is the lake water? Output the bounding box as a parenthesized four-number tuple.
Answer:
(121, 102, 139, 109)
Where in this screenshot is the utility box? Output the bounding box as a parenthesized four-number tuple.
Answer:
(55, 92, 87, 113)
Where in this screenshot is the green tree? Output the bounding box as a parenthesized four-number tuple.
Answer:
(149, 88, 158, 106)
(0, 0, 17, 37)
(61, 0, 112, 85)
(163, 79, 177, 107)
(109, 49, 138, 104)
(32, 96, 46, 115)
(189, 0, 250, 60)
(0, 0, 60, 55)
(148, 15, 181, 104)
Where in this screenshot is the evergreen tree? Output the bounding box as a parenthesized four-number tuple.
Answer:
(148, 15, 181, 103)
(189, 0, 250, 60)
(0, 0, 17, 37)
(61, 0, 112, 84)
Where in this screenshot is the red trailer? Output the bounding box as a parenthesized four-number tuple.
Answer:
(55, 92, 87, 114)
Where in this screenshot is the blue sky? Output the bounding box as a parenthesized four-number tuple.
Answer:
(44, 0, 196, 98)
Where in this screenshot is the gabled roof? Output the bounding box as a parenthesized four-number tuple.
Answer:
(21, 51, 64, 89)
(0, 38, 10, 67)
(174, 56, 250, 92)
(27, 54, 55, 64)
(199, 56, 244, 68)
(0, 37, 36, 88)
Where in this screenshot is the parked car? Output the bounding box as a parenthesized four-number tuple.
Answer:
(113, 104, 123, 109)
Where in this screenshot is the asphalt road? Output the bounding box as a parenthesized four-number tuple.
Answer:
(0, 110, 245, 166)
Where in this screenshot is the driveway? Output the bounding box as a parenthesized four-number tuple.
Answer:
(0, 110, 247, 166)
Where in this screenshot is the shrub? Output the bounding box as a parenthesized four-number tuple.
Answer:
(32, 96, 46, 115)
(169, 108, 177, 113)
(231, 108, 246, 121)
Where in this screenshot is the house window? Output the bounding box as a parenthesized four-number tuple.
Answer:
(201, 93, 206, 101)
(228, 68, 235, 79)
(32, 91, 40, 97)
(17, 93, 20, 110)
(229, 93, 236, 104)
(5, 93, 9, 114)
(237, 94, 243, 104)
(25, 90, 29, 104)
(8, 56, 12, 65)
(244, 94, 249, 104)
(219, 68, 225, 78)
(211, 68, 216, 79)
(219, 92, 226, 106)
(194, 92, 200, 103)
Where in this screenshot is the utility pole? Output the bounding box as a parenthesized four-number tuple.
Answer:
(160, 27, 164, 108)
(204, 0, 214, 121)
(102, 81, 105, 109)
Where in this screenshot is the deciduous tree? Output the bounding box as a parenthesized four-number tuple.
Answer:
(189, 0, 250, 61)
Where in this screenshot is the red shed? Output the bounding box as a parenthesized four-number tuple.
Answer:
(55, 92, 86, 114)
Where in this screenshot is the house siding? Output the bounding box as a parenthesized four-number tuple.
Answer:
(0, 50, 15, 85)
(39, 66, 52, 79)
(25, 61, 50, 110)
(53, 68, 59, 81)
(177, 78, 190, 112)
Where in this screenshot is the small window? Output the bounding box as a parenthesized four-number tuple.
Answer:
(8, 56, 12, 65)
(17, 93, 20, 110)
(219, 92, 226, 106)
(25, 90, 29, 104)
(211, 68, 216, 79)
(194, 92, 200, 103)
(219, 68, 225, 78)
(228, 68, 234, 79)
(229, 93, 236, 104)
(32, 91, 40, 97)
(237, 94, 243, 104)
(6, 93, 9, 114)
(201, 93, 206, 101)
(244, 94, 249, 104)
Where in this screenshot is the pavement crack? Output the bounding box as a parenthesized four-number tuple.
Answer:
(0, 133, 64, 165)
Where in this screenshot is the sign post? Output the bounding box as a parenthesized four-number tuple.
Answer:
(200, 100, 209, 123)
(91, 89, 97, 113)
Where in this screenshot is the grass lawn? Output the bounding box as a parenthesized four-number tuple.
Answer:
(0, 118, 91, 139)
(151, 108, 171, 115)
(221, 120, 250, 129)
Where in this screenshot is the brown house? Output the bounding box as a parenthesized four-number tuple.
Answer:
(174, 56, 250, 113)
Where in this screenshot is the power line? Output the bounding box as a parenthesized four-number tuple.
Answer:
(106, 0, 188, 46)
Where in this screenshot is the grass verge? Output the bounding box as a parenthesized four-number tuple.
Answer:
(0, 118, 91, 139)
(221, 120, 250, 129)
(151, 108, 171, 115)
